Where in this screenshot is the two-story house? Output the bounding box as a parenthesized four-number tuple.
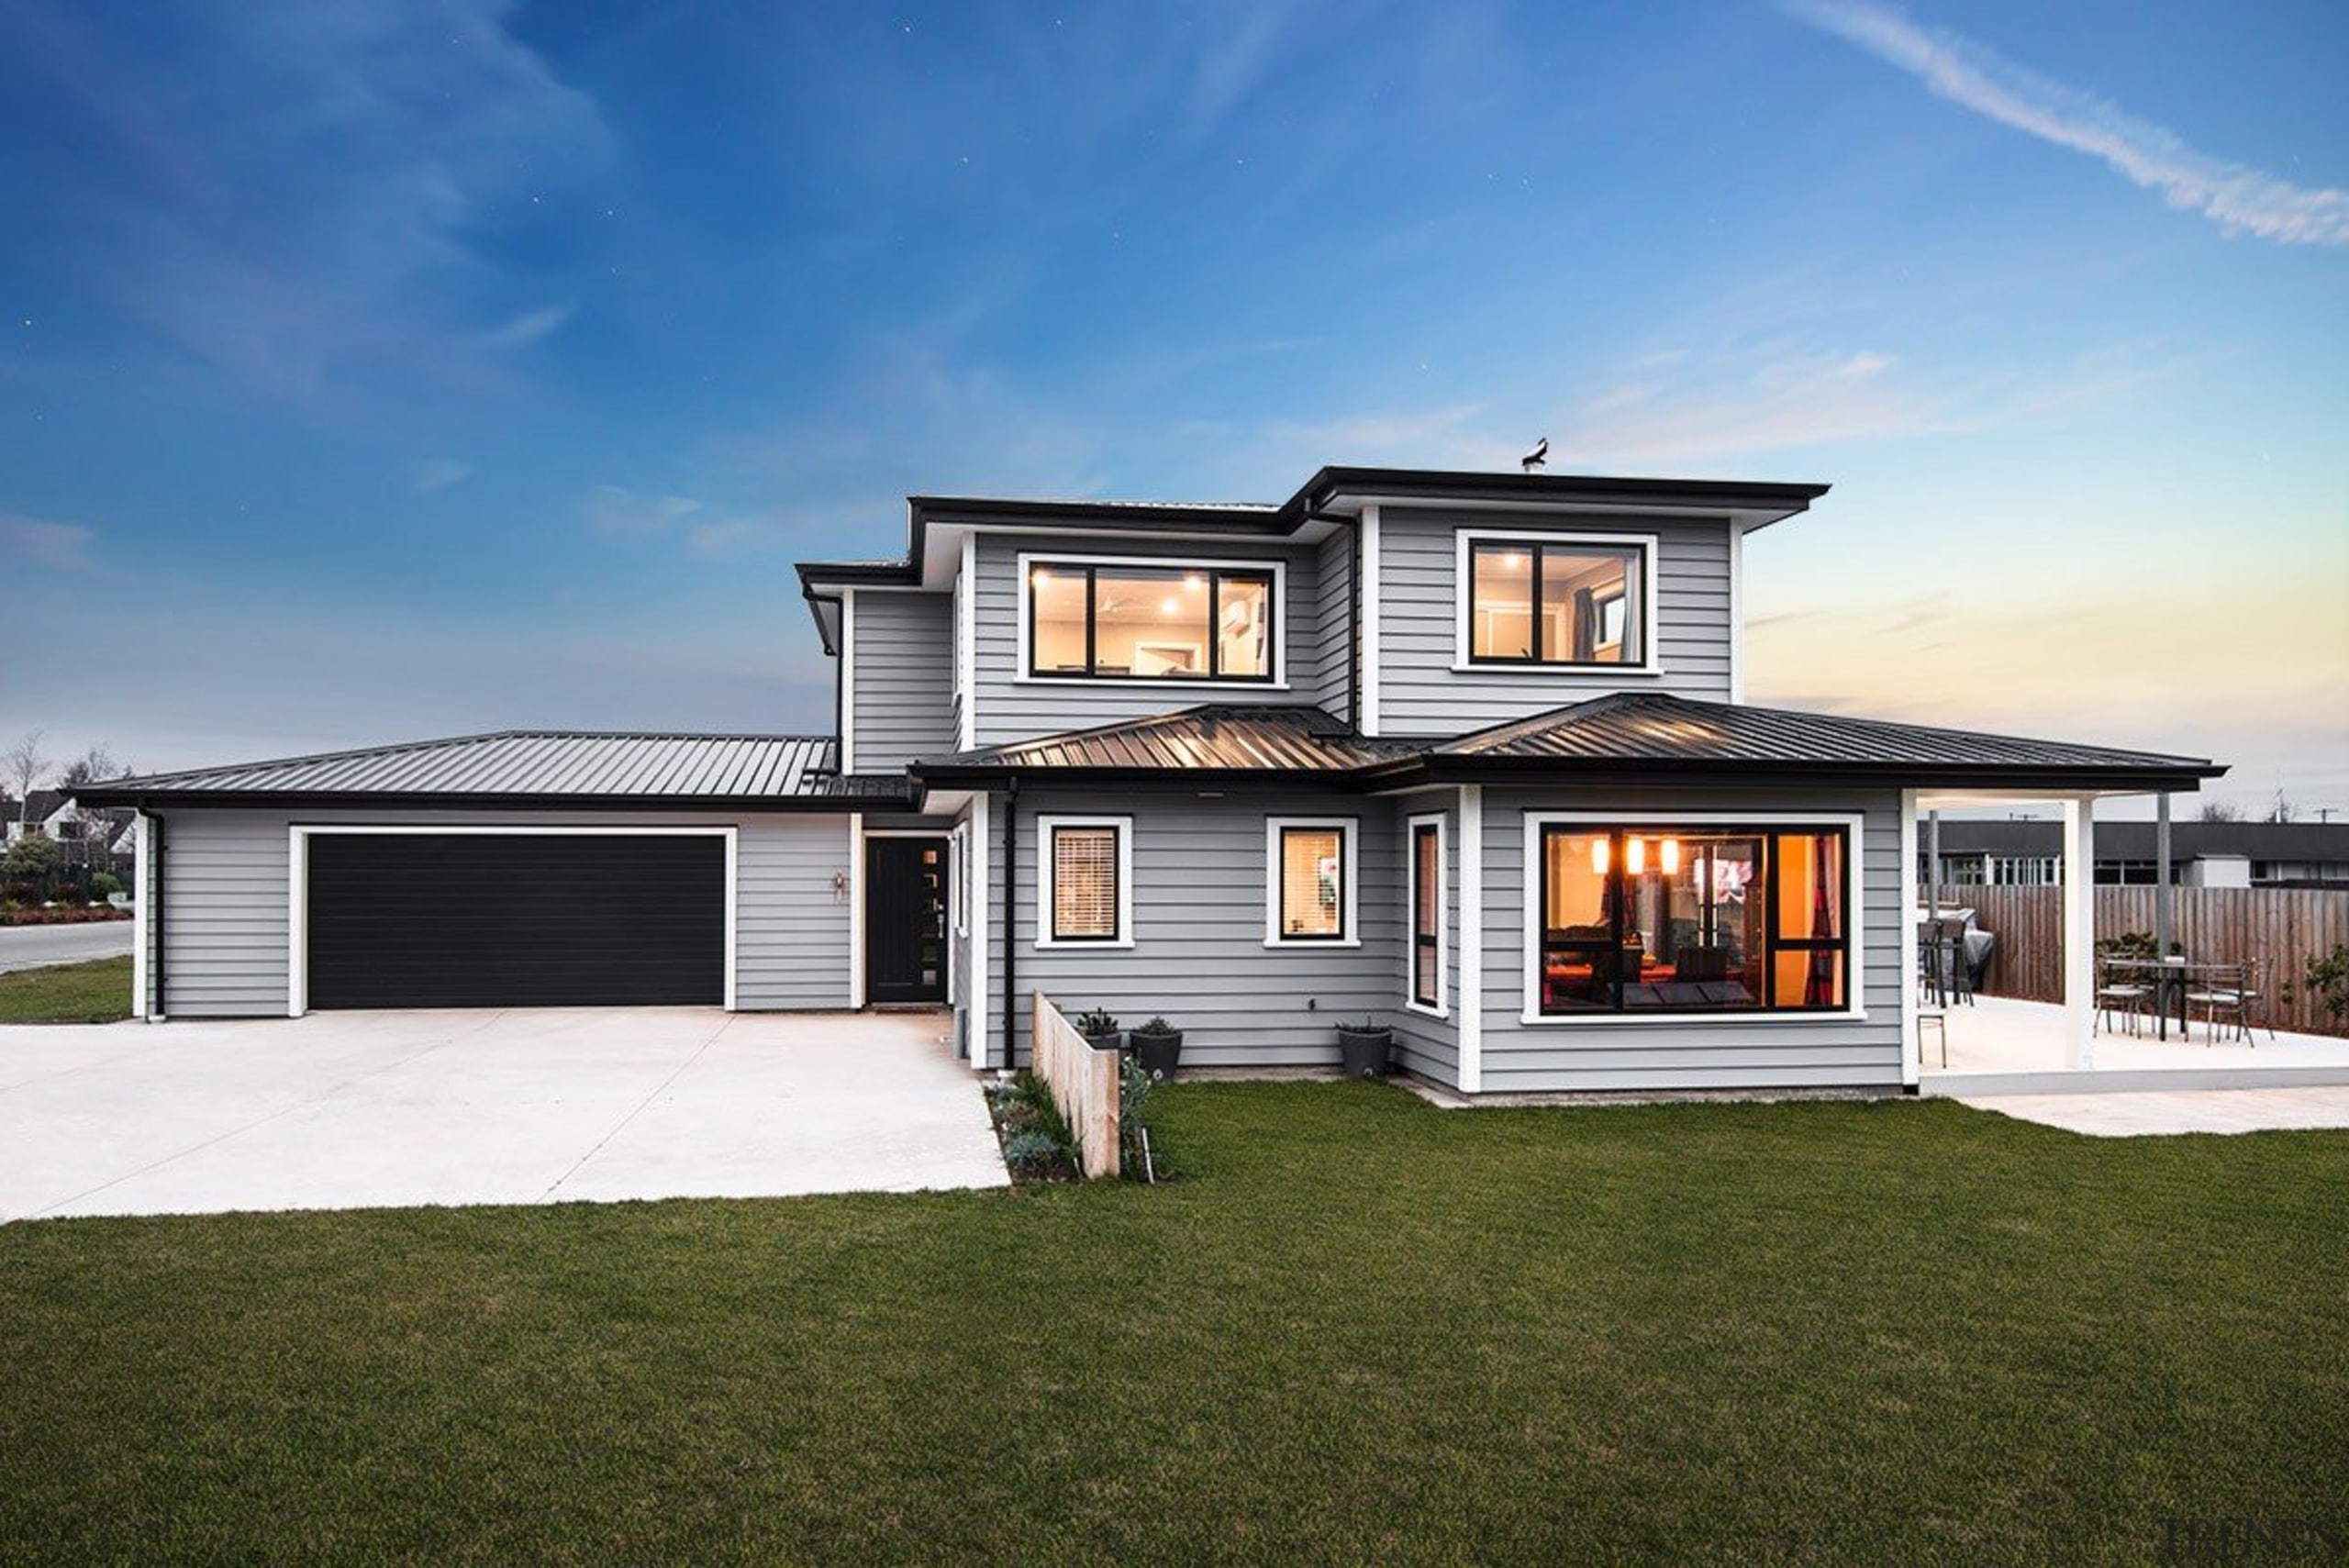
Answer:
(82, 466, 2222, 1095)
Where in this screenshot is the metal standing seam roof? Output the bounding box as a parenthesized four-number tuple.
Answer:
(1428, 693, 2221, 773)
(914, 694, 2222, 787)
(73, 731, 915, 806)
(921, 706, 1406, 775)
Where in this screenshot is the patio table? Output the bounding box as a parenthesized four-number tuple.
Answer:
(2101, 958, 2233, 1041)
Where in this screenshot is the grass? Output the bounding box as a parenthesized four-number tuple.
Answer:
(1, 1086, 2343, 1564)
(0, 955, 131, 1024)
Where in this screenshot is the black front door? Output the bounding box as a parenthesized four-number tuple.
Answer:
(866, 837, 949, 1005)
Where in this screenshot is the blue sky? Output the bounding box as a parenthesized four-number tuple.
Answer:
(2, 0, 2343, 816)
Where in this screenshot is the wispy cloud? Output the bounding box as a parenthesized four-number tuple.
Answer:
(12, 1, 610, 396)
(410, 458, 474, 494)
(0, 512, 96, 571)
(483, 304, 575, 350)
(583, 485, 704, 538)
(1786, 0, 2349, 245)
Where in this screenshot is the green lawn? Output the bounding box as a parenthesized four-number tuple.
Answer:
(0, 954, 131, 1024)
(1, 1086, 2343, 1564)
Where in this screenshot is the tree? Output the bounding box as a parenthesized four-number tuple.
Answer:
(2197, 799, 2243, 823)
(4, 830, 61, 900)
(59, 747, 124, 791)
(4, 730, 46, 826)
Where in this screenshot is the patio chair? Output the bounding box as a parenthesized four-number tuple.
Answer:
(2185, 962, 2251, 1046)
(1925, 918, 1974, 1007)
(2094, 962, 2153, 1038)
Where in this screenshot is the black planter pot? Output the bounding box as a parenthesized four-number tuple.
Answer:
(1083, 1029, 1124, 1052)
(1336, 1026, 1393, 1079)
(1130, 1029, 1184, 1080)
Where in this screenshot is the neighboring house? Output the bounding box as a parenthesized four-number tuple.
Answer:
(6, 790, 132, 868)
(1922, 820, 2349, 890)
(82, 466, 2222, 1095)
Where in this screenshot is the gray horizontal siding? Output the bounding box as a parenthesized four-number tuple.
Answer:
(1376, 508, 1735, 737)
(1307, 524, 1355, 721)
(971, 533, 1326, 748)
(1386, 795, 1460, 1084)
(849, 589, 956, 772)
(1475, 785, 1905, 1092)
(154, 807, 857, 1018)
(999, 790, 1409, 1070)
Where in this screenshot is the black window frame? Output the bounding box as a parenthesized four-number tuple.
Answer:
(1464, 538, 1645, 667)
(1534, 823, 1853, 1018)
(1048, 823, 1124, 944)
(1410, 820, 1442, 1009)
(1025, 560, 1278, 684)
(1273, 822, 1350, 943)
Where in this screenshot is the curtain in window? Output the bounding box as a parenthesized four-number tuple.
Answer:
(1572, 586, 1597, 662)
(1052, 828, 1119, 940)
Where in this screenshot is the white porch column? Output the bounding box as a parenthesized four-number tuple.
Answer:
(2061, 795, 2095, 1069)
(1899, 791, 1920, 1089)
(129, 812, 150, 1021)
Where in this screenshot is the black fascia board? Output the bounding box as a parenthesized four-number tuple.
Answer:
(1284, 467, 1831, 521)
(1361, 754, 2225, 792)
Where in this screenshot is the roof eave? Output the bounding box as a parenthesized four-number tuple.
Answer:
(1391, 756, 2226, 791)
(70, 786, 913, 813)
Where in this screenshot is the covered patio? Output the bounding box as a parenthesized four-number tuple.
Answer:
(1915, 994, 2349, 1096)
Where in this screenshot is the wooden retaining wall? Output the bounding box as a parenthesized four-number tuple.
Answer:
(1031, 991, 1120, 1177)
(1931, 885, 2349, 1036)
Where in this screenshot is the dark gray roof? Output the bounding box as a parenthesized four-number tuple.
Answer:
(74, 731, 915, 811)
(916, 694, 2221, 792)
(1428, 694, 2218, 777)
(919, 706, 1405, 781)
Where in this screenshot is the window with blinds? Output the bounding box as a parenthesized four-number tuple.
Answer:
(1275, 824, 1346, 941)
(1051, 825, 1121, 941)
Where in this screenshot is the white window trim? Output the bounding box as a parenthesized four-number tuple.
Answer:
(1013, 550, 1290, 690)
(1516, 809, 1866, 1027)
(286, 824, 740, 1020)
(1405, 811, 1448, 1018)
(956, 532, 978, 751)
(1452, 528, 1664, 677)
(1264, 816, 1360, 949)
(1035, 814, 1133, 950)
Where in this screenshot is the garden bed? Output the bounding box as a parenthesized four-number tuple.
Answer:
(1, 906, 132, 927)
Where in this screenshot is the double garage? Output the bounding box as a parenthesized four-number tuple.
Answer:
(301, 830, 728, 1010)
(78, 730, 932, 1021)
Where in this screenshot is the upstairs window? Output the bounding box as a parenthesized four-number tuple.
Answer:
(1462, 535, 1648, 667)
(1026, 558, 1275, 682)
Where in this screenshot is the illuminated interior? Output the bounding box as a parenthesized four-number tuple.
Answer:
(1029, 562, 1271, 680)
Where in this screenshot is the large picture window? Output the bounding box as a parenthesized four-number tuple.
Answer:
(1040, 817, 1130, 946)
(1408, 815, 1446, 1013)
(1265, 817, 1356, 945)
(1531, 821, 1851, 1016)
(1027, 559, 1275, 682)
(1463, 535, 1647, 667)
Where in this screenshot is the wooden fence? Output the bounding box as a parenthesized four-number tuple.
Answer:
(1031, 991, 1120, 1177)
(1930, 885, 2349, 1037)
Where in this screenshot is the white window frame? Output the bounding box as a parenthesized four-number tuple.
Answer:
(1406, 811, 1448, 1018)
(1036, 814, 1133, 950)
(1014, 550, 1289, 690)
(1517, 809, 1866, 1027)
(1453, 528, 1664, 676)
(286, 824, 740, 1019)
(1264, 816, 1360, 949)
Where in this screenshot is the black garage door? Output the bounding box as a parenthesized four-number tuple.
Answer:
(306, 833, 725, 1009)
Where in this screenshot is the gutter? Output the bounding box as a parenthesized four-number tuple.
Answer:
(146, 806, 166, 1020)
(69, 786, 918, 814)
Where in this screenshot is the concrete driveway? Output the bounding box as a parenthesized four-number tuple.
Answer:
(0, 920, 134, 973)
(0, 1008, 1007, 1222)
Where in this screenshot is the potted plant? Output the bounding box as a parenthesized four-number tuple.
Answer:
(1335, 1018, 1393, 1079)
(1073, 1007, 1123, 1051)
(1130, 1016, 1184, 1080)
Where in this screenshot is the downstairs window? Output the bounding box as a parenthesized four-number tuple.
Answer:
(1533, 823, 1852, 1016)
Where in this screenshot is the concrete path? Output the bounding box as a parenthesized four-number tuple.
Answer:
(0, 920, 134, 973)
(1960, 1085, 2349, 1138)
(0, 1007, 1006, 1222)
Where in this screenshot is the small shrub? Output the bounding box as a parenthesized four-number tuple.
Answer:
(1119, 1053, 1163, 1180)
(1131, 1016, 1178, 1038)
(2296, 943, 2349, 1019)
(91, 872, 123, 900)
(1072, 1007, 1120, 1036)
(1000, 1129, 1072, 1173)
